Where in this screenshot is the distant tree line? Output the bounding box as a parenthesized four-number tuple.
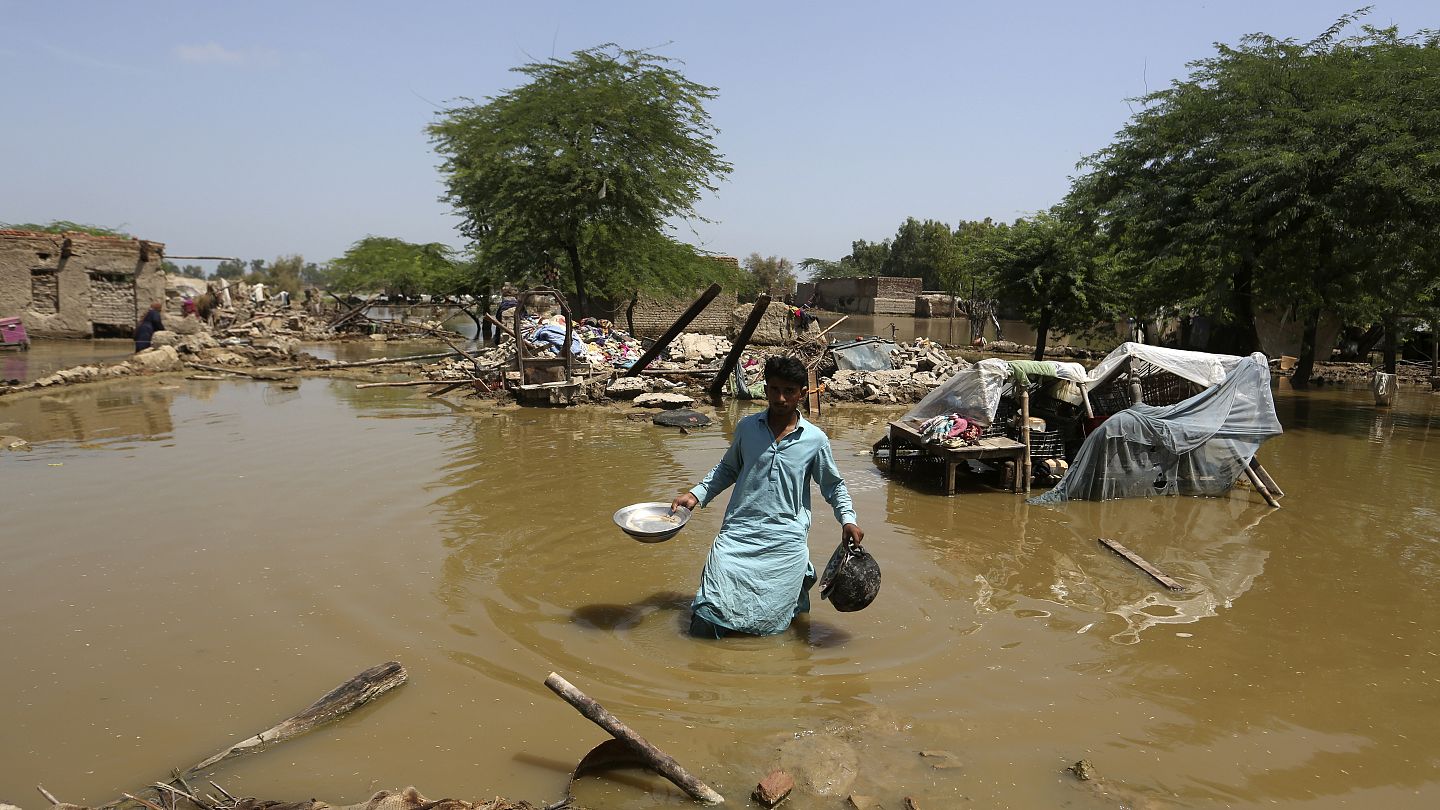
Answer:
(801, 12, 1440, 373)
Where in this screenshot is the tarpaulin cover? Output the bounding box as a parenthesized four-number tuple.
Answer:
(831, 339, 898, 371)
(1030, 353, 1281, 504)
(903, 358, 1089, 426)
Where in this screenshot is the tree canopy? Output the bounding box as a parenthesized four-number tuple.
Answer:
(1068, 11, 1440, 375)
(329, 237, 469, 298)
(429, 44, 733, 314)
(741, 253, 797, 298)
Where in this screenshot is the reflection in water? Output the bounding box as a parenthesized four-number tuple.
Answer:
(1, 380, 1438, 808)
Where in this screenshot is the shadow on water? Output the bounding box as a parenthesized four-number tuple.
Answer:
(572, 590, 692, 632)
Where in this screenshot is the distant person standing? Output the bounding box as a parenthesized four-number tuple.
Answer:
(251, 282, 267, 306)
(134, 302, 164, 352)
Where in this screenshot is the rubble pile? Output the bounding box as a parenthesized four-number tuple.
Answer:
(983, 340, 1098, 359)
(825, 339, 972, 403)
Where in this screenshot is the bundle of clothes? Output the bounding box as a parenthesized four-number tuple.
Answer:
(918, 412, 983, 448)
(517, 314, 644, 369)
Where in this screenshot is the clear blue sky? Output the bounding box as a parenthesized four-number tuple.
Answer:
(1, 1, 1432, 268)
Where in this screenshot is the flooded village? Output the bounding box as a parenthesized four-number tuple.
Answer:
(5, 5, 1440, 810)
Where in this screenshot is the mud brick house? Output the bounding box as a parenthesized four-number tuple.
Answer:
(0, 230, 167, 338)
(795, 275, 921, 315)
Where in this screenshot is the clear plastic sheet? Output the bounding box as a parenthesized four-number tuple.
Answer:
(1030, 353, 1281, 504)
(902, 358, 1013, 426)
(831, 339, 898, 371)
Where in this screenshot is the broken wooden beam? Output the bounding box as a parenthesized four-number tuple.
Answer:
(623, 283, 724, 378)
(1098, 538, 1183, 591)
(186, 661, 407, 775)
(544, 671, 724, 805)
(709, 294, 770, 402)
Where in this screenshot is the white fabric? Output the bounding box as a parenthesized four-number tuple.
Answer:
(1085, 342, 1247, 388)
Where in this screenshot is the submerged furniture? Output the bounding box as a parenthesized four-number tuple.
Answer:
(882, 417, 1027, 495)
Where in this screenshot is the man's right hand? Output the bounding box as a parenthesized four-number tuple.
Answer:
(671, 492, 698, 513)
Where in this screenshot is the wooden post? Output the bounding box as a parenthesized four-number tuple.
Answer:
(1248, 457, 1284, 498)
(1127, 357, 1144, 406)
(709, 295, 771, 402)
(806, 367, 821, 416)
(1243, 464, 1281, 508)
(624, 283, 724, 377)
(1020, 388, 1032, 494)
(1079, 382, 1095, 419)
(544, 672, 724, 805)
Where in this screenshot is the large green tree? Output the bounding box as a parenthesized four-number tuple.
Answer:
(429, 44, 732, 314)
(1070, 12, 1440, 379)
(329, 237, 469, 299)
(983, 210, 1114, 359)
(741, 253, 797, 298)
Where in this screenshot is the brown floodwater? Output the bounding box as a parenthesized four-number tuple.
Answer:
(1, 371, 1437, 809)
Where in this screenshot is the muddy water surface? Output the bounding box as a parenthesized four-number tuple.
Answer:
(2, 375, 1437, 808)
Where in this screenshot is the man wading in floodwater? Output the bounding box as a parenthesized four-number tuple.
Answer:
(671, 356, 865, 638)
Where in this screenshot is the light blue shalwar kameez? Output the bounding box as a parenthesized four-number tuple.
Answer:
(687, 411, 857, 636)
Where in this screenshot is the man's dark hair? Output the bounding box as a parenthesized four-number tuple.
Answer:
(764, 355, 808, 387)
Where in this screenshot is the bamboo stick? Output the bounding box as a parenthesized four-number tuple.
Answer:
(1243, 464, 1281, 508)
(544, 672, 724, 805)
(1248, 457, 1284, 498)
(260, 351, 459, 373)
(812, 314, 850, 341)
(1020, 389, 1032, 494)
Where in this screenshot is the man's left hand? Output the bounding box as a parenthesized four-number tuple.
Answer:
(843, 522, 865, 545)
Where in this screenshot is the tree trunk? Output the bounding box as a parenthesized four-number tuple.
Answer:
(1230, 258, 1262, 354)
(626, 291, 638, 336)
(1033, 307, 1052, 360)
(1291, 306, 1321, 389)
(1354, 322, 1385, 360)
(1383, 310, 1398, 374)
(566, 243, 588, 317)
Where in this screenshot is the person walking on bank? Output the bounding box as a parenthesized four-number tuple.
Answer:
(134, 301, 164, 352)
(671, 355, 865, 638)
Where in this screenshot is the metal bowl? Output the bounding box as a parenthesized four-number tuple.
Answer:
(613, 502, 692, 543)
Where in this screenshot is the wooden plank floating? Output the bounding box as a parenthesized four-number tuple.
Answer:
(1098, 538, 1184, 591)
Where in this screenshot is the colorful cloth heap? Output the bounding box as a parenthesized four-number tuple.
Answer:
(918, 412, 983, 448)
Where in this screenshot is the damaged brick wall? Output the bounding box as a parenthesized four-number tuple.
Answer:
(0, 230, 166, 338)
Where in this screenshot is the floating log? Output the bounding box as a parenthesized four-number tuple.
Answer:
(623, 283, 724, 378)
(187, 661, 407, 775)
(184, 363, 291, 381)
(1098, 538, 1184, 591)
(544, 672, 724, 805)
(354, 379, 459, 389)
(261, 351, 459, 373)
(709, 294, 770, 402)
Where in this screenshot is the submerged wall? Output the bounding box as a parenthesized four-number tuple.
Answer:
(0, 230, 166, 338)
